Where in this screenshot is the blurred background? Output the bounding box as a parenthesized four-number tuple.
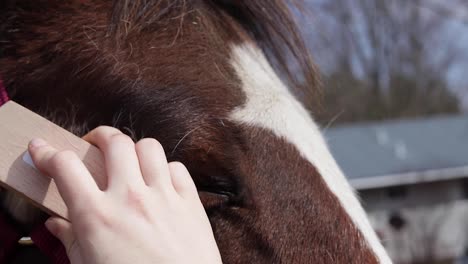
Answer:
(300, 1, 468, 263)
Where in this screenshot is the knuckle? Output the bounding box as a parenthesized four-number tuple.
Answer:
(88, 126, 123, 143)
(125, 187, 152, 220)
(111, 133, 134, 145)
(137, 138, 164, 153)
(50, 150, 76, 167)
(169, 161, 187, 172)
(94, 125, 122, 135)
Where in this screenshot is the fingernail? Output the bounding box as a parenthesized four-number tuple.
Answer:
(29, 138, 47, 149)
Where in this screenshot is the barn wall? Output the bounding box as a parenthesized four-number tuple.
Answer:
(359, 179, 468, 263)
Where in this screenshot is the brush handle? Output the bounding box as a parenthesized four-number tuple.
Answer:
(0, 101, 106, 220)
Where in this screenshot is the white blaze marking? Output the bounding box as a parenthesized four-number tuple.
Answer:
(229, 44, 392, 263)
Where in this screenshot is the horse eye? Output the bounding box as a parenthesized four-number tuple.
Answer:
(195, 176, 240, 208)
(199, 191, 231, 209)
(197, 181, 237, 199)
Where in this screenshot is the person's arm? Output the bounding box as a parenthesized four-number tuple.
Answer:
(28, 126, 222, 264)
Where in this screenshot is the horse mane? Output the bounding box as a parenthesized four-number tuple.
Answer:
(0, 0, 320, 109)
(109, 0, 321, 110)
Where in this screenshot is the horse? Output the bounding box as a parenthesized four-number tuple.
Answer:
(0, 1, 392, 263)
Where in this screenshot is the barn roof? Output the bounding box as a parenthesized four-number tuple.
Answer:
(324, 114, 468, 190)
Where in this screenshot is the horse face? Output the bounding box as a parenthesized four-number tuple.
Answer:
(0, 1, 390, 263)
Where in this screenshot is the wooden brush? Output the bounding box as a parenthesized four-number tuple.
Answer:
(0, 101, 106, 220)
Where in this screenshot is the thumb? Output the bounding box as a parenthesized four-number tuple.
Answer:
(45, 217, 79, 257)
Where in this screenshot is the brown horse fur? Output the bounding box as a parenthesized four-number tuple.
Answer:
(0, 1, 386, 263)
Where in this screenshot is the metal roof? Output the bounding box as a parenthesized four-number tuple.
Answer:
(323, 114, 468, 189)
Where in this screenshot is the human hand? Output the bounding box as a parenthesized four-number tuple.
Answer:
(28, 126, 222, 264)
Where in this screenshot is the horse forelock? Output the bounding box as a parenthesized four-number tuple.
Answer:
(106, 0, 321, 109)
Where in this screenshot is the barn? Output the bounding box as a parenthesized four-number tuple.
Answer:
(325, 114, 468, 264)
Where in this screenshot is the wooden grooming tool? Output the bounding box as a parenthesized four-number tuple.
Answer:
(0, 101, 105, 220)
